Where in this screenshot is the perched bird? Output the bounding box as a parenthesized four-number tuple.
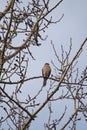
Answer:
(42, 63, 51, 86)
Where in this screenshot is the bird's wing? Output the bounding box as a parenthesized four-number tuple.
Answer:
(42, 67, 44, 77)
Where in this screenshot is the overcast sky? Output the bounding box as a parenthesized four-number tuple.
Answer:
(29, 0, 87, 129)
(29, 0, 87, 77)
(1, 0, 87, 130)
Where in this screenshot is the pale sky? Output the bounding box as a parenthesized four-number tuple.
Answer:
(29, 0, 87, 77)
(29, 0, 87, 129)
(0, 0, 87, 130)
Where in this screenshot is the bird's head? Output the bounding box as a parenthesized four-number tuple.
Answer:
(45, 63, 49, 65)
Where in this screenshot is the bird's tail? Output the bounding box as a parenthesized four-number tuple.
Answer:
(43, 78, 47, 86)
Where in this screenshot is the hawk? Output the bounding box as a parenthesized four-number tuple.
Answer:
(42, 63, 51, 86)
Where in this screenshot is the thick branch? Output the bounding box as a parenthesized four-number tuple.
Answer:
(0, 0, 15, 20)
(0, 76, 87, 87)
(0, 87, 33, 119)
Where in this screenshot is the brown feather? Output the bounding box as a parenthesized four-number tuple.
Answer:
(42, 63, 51, 86)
